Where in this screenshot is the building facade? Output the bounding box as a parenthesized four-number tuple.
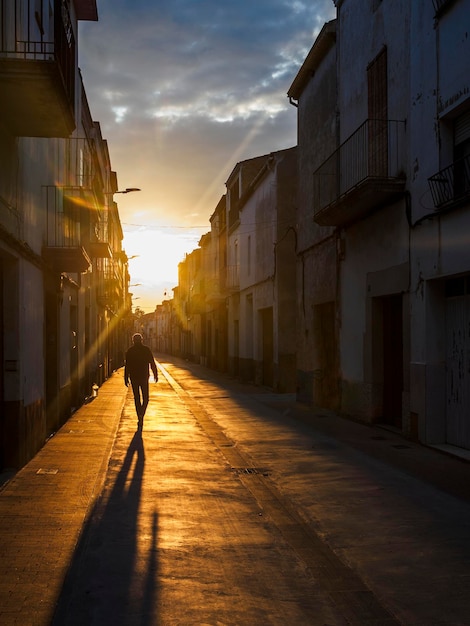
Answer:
(235, 148, 298, 391)
(288, 20, 339, 409)
(408, 0, 470, 450)
(288, 0, 470, 452)
(0, 0, 130, 470)
(155, 0, 470, 456)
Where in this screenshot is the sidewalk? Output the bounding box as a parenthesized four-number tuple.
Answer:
(0, 370, 128, 626)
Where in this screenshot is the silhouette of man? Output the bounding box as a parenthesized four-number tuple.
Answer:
(124, 333, 158, 430)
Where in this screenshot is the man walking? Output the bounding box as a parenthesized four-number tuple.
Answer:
(124, 333, 158, 430)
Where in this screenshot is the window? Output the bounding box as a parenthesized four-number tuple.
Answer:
(453, 111, 470, 199)
(428, 110, 470, 208)
(433, 0, 458, 18)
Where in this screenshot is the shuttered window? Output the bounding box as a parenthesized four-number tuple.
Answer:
(455, 110, 470, 146)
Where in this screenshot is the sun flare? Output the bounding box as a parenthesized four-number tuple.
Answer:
(124, 228, 204, 309)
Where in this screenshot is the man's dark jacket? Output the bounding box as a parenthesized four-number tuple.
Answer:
(124, 343, 157, 382)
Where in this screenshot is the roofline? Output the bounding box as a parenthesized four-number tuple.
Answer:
(239, 146, 297, 208)
(287, 19, 336, 101)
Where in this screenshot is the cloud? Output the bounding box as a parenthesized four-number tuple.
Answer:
(80, 0, 334, 132)
(78, 0, 336, 307)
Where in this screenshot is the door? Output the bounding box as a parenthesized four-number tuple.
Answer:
(445, 278, 470, 449)
(382, 295, 403, 428)
(0, 262, 4, 469)
(70, 304, 79, 410)
(45, 287, 60, 432)
(313, 301, 339, 410)
(261, 307, 273, 387)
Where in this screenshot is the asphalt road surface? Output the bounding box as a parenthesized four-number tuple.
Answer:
(48, 357, 470, 625)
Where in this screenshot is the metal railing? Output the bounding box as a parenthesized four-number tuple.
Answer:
(313, 119, 406, 213)
(66, 137, 97, 189)
(44, 180, 109, 250)
(0, 194, 22, 240)
(44, 186, 83, 248)
(428, 153, 470, 209)
(225, 264, 240, 291)
(0, 0, 75, 104)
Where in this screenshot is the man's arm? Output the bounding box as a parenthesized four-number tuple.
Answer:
(148, 350, 158, 381)
(124, 351, 129, 385)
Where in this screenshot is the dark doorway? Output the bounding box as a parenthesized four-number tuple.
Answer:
(313, 301, 339, 410)
(382, 294, 403, 428)
(261, 307, 273, 387)
(0, 262, 4, 469)
(45, 287, 60, 433)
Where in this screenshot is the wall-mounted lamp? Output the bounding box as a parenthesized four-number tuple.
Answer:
(115, 187, 141, 194)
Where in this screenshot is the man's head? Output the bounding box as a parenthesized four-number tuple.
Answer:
(132, 333, 143, 345)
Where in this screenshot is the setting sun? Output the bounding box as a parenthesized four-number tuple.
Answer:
(124, 227, 206, 310)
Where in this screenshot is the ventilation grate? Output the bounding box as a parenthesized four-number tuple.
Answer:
(231, 467, 269, 476)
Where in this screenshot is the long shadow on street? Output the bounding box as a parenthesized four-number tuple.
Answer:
(52, 430, 158, 625)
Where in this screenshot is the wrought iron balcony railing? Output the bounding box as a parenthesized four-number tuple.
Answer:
(225, 265, 240, 292)
(43, 186, 91, 273)
(204, 276, 225, 304)
(428, 154, 470, 210)
(0, 194, 22, 240)
(0, 0, 76, 136)
(97, 278, 122, 306)
(313, 119, 406, 226)
(66, 137, 97, 189)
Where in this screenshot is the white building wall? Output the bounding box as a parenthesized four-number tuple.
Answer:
(337, 0, 410, 138)
(0, 1, 130, 468)
(291, 20, 338, 407)
(334, 0, 411, 422)
(239, 167, 276, 365)
(408, 0, 470, 447)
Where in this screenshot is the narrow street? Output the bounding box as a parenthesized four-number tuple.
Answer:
(2, 356, 470, 625)
(54, 357, 470, 625)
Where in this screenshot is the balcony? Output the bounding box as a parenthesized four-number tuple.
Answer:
(205, 277, 225, 304)
(0, 0, 76, 137)
(87, 209, 112, 259)
(43, 187, 91, 273)
(428, 154, 470, 211)
(225, 265, 240, 292)
(313, 119, 407, 227)
(0, 195, 22, 241)
(97, 276, 122, 309)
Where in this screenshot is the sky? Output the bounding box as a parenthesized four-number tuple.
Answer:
(78, 0, 336, 312)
